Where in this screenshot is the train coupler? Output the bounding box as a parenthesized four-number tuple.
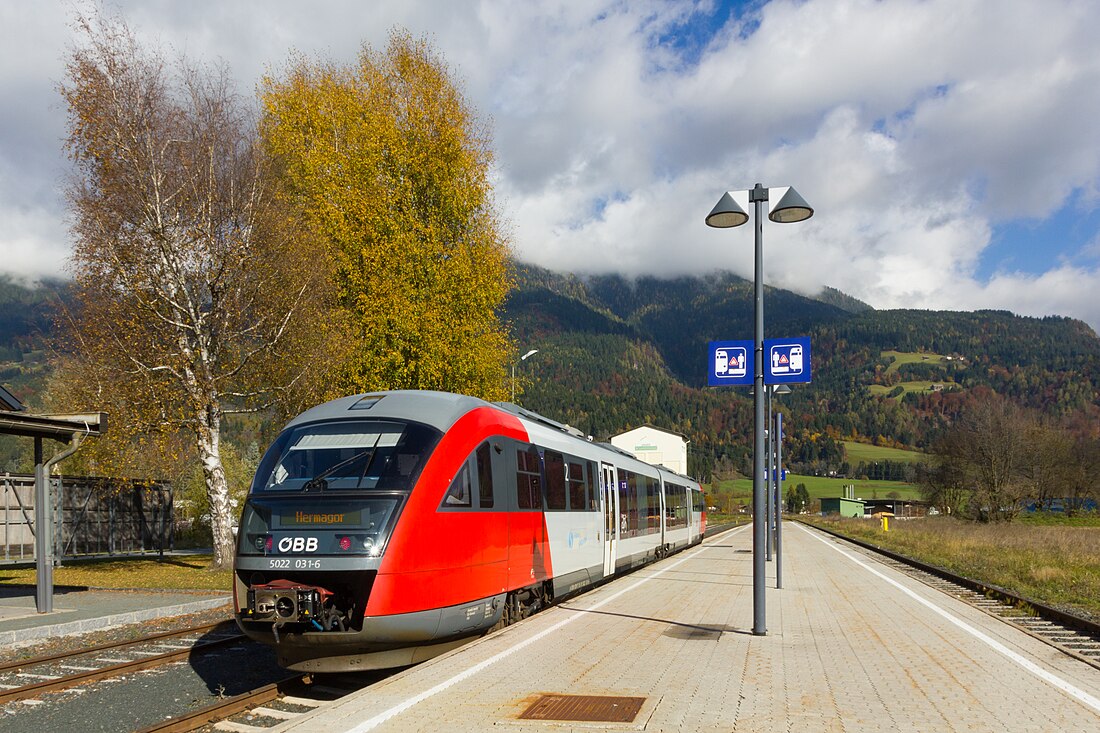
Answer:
(242, 579, 334, 626)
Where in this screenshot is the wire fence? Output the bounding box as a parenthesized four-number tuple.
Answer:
(0, 473, 173, 564)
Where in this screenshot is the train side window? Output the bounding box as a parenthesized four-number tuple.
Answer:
(665, 483, 688, 529)
(619, 469, 639, 538)
(587, 461, 598, 509)
(645, 475, 661, 534)
(544, 450, 567, 510)
(566, 459, 586, 511)
(516, 445, 542, 510)
(476, 442, 494, 509)
(442, 461, 473, 508)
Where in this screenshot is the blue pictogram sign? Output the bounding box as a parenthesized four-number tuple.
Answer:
(764, 337, 812, 384)
(708, 340, 753, 386)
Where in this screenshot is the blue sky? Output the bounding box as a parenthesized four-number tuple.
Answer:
(2, 0, 1099, 333)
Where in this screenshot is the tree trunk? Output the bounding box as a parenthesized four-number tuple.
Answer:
(195, 401, 236, 569)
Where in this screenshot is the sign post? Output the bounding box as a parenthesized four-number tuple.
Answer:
(706, 183, 814, 637)
(707, 337, 810, 597)
(775, 411, 784, 589)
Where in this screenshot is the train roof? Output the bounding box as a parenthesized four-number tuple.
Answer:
(282, 390, 586, 441)
(283, 390, 492, 433)
(280, 390, 700, 485)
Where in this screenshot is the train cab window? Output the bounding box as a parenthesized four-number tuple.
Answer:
(477, 442, 494, 509)
(442, 463, 473, 507)
(544, 450, 567, 510)
(440, 442, 497, 511)
(516, 445, 543, 510)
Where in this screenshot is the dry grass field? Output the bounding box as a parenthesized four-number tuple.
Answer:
(804, 515, 1100, 620)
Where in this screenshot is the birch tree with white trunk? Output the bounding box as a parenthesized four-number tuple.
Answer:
(58, 11, 336, 568)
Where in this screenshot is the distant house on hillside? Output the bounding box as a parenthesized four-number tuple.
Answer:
(610, 425, 689, 476)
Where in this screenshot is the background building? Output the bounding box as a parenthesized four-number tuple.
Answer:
(610, 425, 689, 476)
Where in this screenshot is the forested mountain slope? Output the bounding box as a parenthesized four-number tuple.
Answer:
(504, 264, 1100, 480)
(3, 269, 1098, 481)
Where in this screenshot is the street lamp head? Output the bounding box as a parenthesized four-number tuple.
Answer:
(768, 186, 814, 223)
(774, 384, 792, 395)
(521, 349, 539, 361)
(705, 191, 749, 228)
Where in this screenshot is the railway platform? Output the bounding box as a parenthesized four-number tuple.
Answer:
(0, 584, 230, 650)
(271, 522, 1100, 732)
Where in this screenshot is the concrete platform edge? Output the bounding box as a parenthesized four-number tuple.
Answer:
(0, 595, 232, 650)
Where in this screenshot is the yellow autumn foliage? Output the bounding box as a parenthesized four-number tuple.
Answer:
(261, 30, 514, 401)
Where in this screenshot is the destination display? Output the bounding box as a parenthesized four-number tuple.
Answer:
(280, 509, 363, 527)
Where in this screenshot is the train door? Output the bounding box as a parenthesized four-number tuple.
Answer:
(659, 479, 666, 548)
(601, 463, 617, 577)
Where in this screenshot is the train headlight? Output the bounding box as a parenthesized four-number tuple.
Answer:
(338, 536, 352, 551)
(254, 534, 273, 552)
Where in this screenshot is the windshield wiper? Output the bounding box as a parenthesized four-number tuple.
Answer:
(302, 449, 375, 492)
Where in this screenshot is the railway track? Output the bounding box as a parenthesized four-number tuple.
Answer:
(804, 521, 1100, 670)
(133, 531, 749, 732)
(150, 529, 754, 732)
(0, 621, 244, 704)
(136, 672, 379, 732)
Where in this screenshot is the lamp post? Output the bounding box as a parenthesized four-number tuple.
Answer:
(707, 183, 812, 636)
(511, 349, 539, 402)
(752, 382, 791, 568)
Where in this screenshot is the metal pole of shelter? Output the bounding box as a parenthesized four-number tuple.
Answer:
(33, 438, 52, 613)
(750, 182, 768, 636)
(776, 411, 784, 589)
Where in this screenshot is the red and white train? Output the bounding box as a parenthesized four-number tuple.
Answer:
(233, 390, 705, 672)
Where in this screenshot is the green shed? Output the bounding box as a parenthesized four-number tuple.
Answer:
(820, 497, 865, 518)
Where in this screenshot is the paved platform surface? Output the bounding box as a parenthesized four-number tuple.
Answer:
(0, 584, 230, 649)
(272, 522, 1100, 733)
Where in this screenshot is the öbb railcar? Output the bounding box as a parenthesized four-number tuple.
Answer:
(233, 390, 705, 672)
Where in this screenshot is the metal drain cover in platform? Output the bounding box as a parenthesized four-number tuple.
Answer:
(519, 694, 646, 722)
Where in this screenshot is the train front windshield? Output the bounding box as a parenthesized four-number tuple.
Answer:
(237, 419, 441, 558)
(250, 419, 441, 493)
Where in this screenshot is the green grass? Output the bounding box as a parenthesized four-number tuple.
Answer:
(0, 555, 232, 591)
(881, 350, 947, 375)
(801, 515, 1100, 619)
(872, 351, 957, 400)
(869, 381, 943, 398)
(841, 441, 925, 465)
(1016, 512, 1100, 527)
(716, 473, 921, 502)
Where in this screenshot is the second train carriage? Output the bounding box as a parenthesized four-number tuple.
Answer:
(233, 390, 705, 672)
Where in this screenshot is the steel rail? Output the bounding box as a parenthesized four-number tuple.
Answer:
(0, 626, 247, 704)
(0, 619, 233, 673)
(133, 674, 306, 733)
